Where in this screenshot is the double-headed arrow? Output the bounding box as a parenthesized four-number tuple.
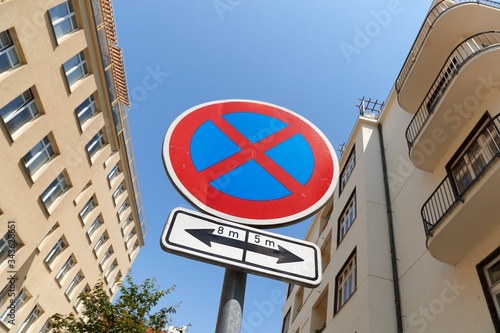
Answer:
(186, 228, 304, 264)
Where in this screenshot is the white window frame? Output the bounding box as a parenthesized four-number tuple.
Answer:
(117, 200, 129, 216)
(483, 253, 500, 321)
(41, 172, 69, 209)
(99, 246, 113, 270)
(110, 271, 122, 293)
(0, 89, 39, 134)
(0, 30, 20, 75)
(338, 191, 356, 244)
(86, 130, 105, 159)
(45, 238, 66, 266)
(336, 252, 356, 312)
(18, 304, 41, 333)
(112, 183, 125, 203)
(49, 0, 77, 40)
(56, 256, 75, 283)
(73, 284, 90, 312)
(65, 271, 83, 298)
(105, 259, 118, 282)
(79, 196, 97, 221)
(93, 232, 108, 255)
(39, 319, 53, 333)
(0, 288, 28, 325)
(339, 147, 356, 194)
(76, 94, 98, 127)
(107, 164, 121, 183)
(87, 215, 103, 240)
(64, 51, 88, 87)
(125, 228, 136, 245)
(22, 135, 55, 176)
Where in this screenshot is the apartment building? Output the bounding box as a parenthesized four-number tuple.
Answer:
(0, 0, 145, 331)
(282, 1, 500, 332)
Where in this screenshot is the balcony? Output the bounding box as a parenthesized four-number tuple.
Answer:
(405, 31, 500, 171)
(396, 0, 500, 112)
(421, 115, 500, 264)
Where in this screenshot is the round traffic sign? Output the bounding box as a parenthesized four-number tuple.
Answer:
(162, 100, 338, 227)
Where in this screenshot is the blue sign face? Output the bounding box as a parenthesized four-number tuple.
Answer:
(163, 100, 338, 227)
(190, 112, 315, 201)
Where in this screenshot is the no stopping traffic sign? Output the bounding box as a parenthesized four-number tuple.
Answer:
(162, 100, 338, 227)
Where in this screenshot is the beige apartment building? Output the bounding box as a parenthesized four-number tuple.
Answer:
(282, 1, 500, 332)
(0, 0, 145, 332)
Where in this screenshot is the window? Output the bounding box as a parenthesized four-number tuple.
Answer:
(117, 199, 129, 216)
(63, 51, 88, 87)
(281, 309, 290, 333)
(86, 130, 105, 159)
(129, 241, 139, 257)
(39, 319, 52, 333)
(87, 215, 103, 240)
(22, 135, 56, 176)
(110, 271, 122, 293)
(112, 183, 125, 203)
(121, 215, 133, 233)
(41, 172, 69, 209)
(76, 94, 98, 127)
(56, 256, 75, 283)
(107, 164, 121, 183)
(125, 229, 136, 246)
(105, 259, 118, 282)
(335, 251, 356, 312)
(0, 30, 20, 75)
(477, 248, 500, 329)
(0, 288, 28, 325)
(449, 116, 500, 195)
(338, 190, 356, 244)
(79, 196, 97, 221)
(18, 304, 41, 333)
(0, 231, 20, 264)
(65, 271, 83, 298)
(93, 232, 108, 255)
(45, 238, 67, 266)
(339, 147, 355, 194)
(0, 89, 40, 134)
(99, 246, 113, 271)
(49, 0, 77, 40)
(74, 284, 90, 312)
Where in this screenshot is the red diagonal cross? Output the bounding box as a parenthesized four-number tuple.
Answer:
(198, 115, 305, 194)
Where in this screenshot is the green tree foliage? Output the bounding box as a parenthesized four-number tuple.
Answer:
(51, 275, 188, 333)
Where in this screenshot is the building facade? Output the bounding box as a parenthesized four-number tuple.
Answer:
(282, 1, 500, 332)
(0, 0, 145, 332)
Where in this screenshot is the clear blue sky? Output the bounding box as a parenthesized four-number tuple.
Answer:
(113, 1, 431, 332)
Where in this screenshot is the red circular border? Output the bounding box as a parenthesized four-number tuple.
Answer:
(164, 100, 336, 226)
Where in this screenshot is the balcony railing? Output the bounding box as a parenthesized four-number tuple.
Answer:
(405, 31, 500, 148)
(421, 114, 500, 235)
(395, 0, 500, 94)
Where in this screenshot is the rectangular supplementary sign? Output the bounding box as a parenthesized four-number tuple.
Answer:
(160, 208, 322, 287)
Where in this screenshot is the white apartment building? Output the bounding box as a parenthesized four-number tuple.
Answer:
(0, 0, 145, 332)
(282, 1, 500, 332)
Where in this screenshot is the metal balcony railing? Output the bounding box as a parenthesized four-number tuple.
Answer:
(421, 114, 500, 235)
(405, 31, 500, 148)
(395, 0, 500, 94)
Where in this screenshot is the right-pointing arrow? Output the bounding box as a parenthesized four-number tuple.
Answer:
(185, 228, 304, 264)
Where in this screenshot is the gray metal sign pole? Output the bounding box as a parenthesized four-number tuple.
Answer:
(215, 268, 247, 333)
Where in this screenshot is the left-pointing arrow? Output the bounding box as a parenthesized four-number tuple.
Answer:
(186, 228, 304, 264)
